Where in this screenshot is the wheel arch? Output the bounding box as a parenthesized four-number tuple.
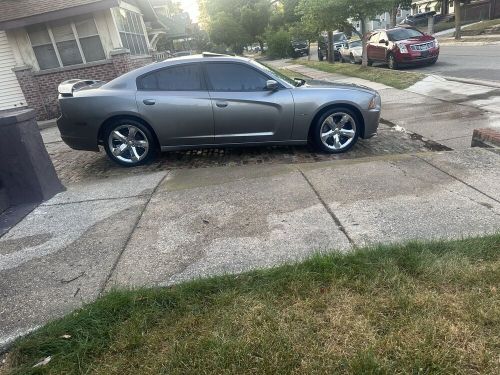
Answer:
(98, 114, 160, 149)
(307, 102, 366, 140)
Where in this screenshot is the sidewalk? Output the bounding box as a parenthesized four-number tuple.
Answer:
(268, 61, 500, 149)
(1, 147, 500, 350)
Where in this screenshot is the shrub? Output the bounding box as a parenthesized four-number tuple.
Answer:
(266, 28, 293, 58)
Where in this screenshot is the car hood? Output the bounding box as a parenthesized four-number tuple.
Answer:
(397, 35, 435, 44)
(300, 79, 377, 95)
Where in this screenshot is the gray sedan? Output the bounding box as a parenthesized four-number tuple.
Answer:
(57, 54, 381, 166)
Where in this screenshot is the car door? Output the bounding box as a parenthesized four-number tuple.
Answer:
(377, 31, 389, 60)
(204, 61, 294, 144)
(135, 63, 214, 147)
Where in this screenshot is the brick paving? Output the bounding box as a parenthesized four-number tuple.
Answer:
(42, 124, 447, 185)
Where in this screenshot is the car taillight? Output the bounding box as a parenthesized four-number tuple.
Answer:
(396, 42, 408, 54)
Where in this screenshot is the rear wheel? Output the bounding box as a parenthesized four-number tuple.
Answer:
(350, 54, 356, 64)
(387, 53, 398, 70)
(103, 119, 156, 167)
(311, 107, 360, 154)
(367, 59, 373, 66)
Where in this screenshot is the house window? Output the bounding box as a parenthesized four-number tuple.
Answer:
(112, 8, 149, 55)
(27, 16, 105, 70)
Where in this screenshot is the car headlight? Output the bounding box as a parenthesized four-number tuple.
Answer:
(368, 94, 379, 110)
(434, 39, 439, 48)
(396, 42, 408, 53)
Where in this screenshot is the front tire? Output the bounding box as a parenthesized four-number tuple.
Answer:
(103, 119, 156, 167)
(387, 53, 398, 70)
(311, 107, 360, 154)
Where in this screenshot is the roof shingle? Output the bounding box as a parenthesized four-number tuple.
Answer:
(0, 0, 110, 23)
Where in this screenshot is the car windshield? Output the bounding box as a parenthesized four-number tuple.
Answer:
(349, 40, 362, 48)
(253, 61, 303, 87)
(388, 28, 424, 41)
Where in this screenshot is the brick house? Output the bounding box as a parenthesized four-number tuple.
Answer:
(0, 0, 164, 120)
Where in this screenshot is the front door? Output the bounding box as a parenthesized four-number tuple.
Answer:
(136, 63, 214, 147)
(204, 62, 294, 144)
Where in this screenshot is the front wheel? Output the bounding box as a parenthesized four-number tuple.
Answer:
(103, 119, 156, 167)
(311, 107, 360, 154)
(387, 53, 398, 70)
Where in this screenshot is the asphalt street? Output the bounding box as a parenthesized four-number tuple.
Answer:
(303, 43, 500, 83)
(401, 44, 500, 83)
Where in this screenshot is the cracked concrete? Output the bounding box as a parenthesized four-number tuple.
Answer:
(1, 149, 500, 352)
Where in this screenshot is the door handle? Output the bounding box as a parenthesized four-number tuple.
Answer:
(215, 101, 228, 108)
(143, 99, 156, 105)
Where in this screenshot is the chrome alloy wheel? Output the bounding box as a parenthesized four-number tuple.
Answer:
(319, 112, 356, 151)
(108, 125, 149, 164)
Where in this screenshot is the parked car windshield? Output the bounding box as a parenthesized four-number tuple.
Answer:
(349, 40, 362, 48)
(388, 28, 424, 41)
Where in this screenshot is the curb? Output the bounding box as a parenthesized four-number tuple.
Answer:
(441, 76, 500, 89)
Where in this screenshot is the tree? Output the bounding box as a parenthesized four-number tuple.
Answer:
(240, 1, 271, 51)
(454, 0, 462, 39)
(388, 1, 412, 27)
(200, 0, 271, 54)
(342, 0, 392, 66)
(297, 0, 348, 63)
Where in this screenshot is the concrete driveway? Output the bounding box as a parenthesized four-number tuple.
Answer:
(1, 147, 500, 349)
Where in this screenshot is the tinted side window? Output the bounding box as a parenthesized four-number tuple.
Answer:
(138, 64, 203, 91)
(205, 63, 269, 92)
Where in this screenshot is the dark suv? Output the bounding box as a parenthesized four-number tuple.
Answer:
(366, 27, 439, 69)
(318, 32, 347, 61)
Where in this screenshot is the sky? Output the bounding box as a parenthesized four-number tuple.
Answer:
(178, 0, 200, 22)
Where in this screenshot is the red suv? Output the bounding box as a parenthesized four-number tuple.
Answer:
(366, 27, 439, 69)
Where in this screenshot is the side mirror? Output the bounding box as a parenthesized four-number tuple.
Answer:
(266, 79, 279, 91)
(294, 78, 306, 86)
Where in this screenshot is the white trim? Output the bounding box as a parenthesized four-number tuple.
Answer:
(46, 26, 64, 67)
(70, 22, 87, 64)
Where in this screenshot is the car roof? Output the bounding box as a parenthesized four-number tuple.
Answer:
(102, 54, 294, 90)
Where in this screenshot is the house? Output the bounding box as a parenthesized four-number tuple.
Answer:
(0, 0, 164, 120)
(351, 9, 412, 33)
(411, 0, 500, 21)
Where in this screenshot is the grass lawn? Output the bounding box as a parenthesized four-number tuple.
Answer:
(464, 19, 500, 32)
(3, 235, 500, 374)
(297, 61, 424, 90)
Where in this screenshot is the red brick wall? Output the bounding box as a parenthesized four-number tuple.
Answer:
(14, 51, 153, 120)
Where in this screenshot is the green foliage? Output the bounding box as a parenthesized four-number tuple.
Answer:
(265, 28, 294, 58)
(200, 0, 270, 54)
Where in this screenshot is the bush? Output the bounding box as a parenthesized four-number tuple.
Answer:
(266, 29, 293, 58)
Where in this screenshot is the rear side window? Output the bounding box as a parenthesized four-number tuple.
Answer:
(138, 64, 204, 91)
(205, 63, 269, 92)
(369, 33, 379, 43)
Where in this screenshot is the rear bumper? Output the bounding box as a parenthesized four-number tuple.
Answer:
(57, 116, 99, 151)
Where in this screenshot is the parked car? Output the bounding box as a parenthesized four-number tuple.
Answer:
(400, 11, 436, 27)
(291, 40, 309, 57)
(318, 32, 348, 61)
(340, 39, 363, 64)
(366, 27, 439, 69)
(57, 54, 381, 166)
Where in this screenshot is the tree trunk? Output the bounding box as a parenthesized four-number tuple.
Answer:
(361, 18, 368, 67)
(307, 40, 311, 61)
(327, 30, 334, 63)
(258, 39, 264, 53)
(390, 7, 398, 27)
(454, 0, 461, 39)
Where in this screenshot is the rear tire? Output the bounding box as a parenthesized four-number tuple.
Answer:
(103, 119, 157, 167)
(367, 59, 373, 66)
(311, 107, 360, 154)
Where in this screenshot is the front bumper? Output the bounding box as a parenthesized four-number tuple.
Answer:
(396, 47, 439, 66)
(363, 109, 381, 139)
